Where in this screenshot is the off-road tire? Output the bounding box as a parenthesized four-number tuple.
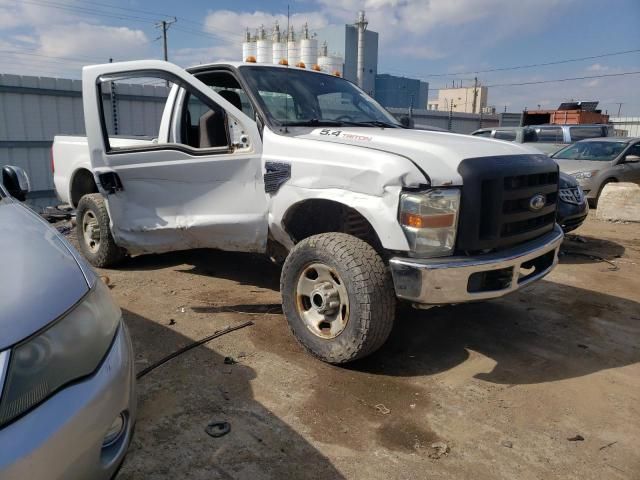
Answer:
(76, 193, 125, 267)
(281, 233, 395, 364)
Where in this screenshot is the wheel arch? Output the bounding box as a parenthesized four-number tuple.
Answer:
(69, 168, 98, 208)
(282, 198, 384, 253)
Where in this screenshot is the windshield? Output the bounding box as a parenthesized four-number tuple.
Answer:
(553, 141, 627, 161)
(239, 66, 401, 128)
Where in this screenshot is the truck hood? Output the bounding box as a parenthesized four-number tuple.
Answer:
(0, 200, 90, 350)
(554, 159, 609, 174)
(294, 127, 542, 185)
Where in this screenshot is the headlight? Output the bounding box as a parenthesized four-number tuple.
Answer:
(571, 170, 597, 180)
(0, 280, 120, 427)
(399, 188, 460, 257)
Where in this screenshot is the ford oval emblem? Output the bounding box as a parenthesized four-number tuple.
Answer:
(529, 194, 546, 211)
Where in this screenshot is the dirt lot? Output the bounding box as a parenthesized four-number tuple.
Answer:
(66, 213, 640, 479)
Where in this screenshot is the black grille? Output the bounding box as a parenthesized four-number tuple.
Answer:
(457, 155, 559, 251)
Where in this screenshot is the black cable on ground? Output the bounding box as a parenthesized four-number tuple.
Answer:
(136, 321, 254, 380)
(560, 250, 620, 271)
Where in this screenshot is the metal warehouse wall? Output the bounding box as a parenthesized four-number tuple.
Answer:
(387, 107, 499, 134)
(610, 117, 640, 137)
(0, 73, 167, 205)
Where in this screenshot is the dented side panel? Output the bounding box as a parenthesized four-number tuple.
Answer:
(262, 128, 426, 252)
(102, 150, 267, 255)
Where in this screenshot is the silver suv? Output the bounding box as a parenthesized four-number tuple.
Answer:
(471, 124, 614, 155)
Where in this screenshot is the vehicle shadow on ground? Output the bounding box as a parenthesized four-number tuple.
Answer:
(116, 249, 281, 292)
(350, 279, 640, 384)
(112, 249, 639, 387)
(117, 309, 344, 480)
(559, 235, 626, 265)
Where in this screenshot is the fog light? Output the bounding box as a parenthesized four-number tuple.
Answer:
(103, 412, 126, 447)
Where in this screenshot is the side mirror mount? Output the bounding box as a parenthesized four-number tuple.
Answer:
(625, 154, 640, 163)
(2, 165, 30, 201)
(399, 116, 414, 128)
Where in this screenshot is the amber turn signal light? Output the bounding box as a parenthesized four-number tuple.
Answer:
(400, 212, 455, 229)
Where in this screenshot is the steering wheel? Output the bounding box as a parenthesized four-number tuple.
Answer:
(334, 114, 355, 123)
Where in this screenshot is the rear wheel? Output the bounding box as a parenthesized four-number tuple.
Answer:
(281, 233, 395, 364)
(76, 193, 125, 267)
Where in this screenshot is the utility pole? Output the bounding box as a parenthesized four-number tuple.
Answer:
(615, 102, 623, 117)
(409, 94, 414, 124)
(472, 76, 478, 114)
(155, 17, 177, 62)
(447, 99, 455, 132)
(155, 17, 176, 87)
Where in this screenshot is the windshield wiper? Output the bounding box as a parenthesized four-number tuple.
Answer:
(281, 119, 345, 127)
(350, 120, 401, 128)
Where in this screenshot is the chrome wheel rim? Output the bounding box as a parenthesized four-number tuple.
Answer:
(295, 263, 349, 339)
(82, 210, 101, 253)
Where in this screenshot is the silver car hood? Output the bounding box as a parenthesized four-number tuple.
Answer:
(554, 159, 609, 174)
(0, 200, 90, 350)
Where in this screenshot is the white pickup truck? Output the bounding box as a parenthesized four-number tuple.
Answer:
(53, 60, 563, 363)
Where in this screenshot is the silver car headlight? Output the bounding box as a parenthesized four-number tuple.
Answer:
(399, 188, 460, 257)
(571, 170, 597, 180)
(0, 280, 120, 427)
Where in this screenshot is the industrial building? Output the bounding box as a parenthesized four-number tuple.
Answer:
(428, 84, 489, 114)
(240, 11, 429, 109)
(375, 74, 428, 110)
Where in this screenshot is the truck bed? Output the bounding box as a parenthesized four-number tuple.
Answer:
(52, 135, 154, 206)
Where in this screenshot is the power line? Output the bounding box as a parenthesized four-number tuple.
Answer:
(0, 49, 101, 64)
(383, 47, 640, 80)
(76, 0, 242, 38)
(17, 0, 159, 23)
(482, 70, 640, 88)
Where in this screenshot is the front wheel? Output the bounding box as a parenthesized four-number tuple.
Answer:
(280, 233, 395, 364)
(76, 193, 125, 268)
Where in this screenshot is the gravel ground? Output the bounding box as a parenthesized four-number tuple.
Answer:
(60, 212, 640, 479)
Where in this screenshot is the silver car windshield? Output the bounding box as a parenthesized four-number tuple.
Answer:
(553, 141, 627, 161)
(240, 66, 401, 128)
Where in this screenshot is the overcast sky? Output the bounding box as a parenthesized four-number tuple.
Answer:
(1, 0, 639, 115)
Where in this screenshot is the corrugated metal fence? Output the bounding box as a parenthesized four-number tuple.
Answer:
(610, 117, 640, 137)
(387, 107, 499, 134)
(0, 73, 167, 205)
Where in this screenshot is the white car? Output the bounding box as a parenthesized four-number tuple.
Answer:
(52, 60, 563, 363)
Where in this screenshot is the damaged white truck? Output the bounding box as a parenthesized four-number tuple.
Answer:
(53, 60, 563, 363)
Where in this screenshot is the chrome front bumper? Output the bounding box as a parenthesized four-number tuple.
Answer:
(390, 224, 564, 305)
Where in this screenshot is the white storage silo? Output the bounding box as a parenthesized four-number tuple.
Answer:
(299, 23, 317, 68)
(257, 39, 273, 63)
(273, 42, 286, 64)
(255, 24, 272, 64)
(286, 27, 298, 66)
(318, 55, 344, 76)
(300, 38, 317, 68)
(272, 22, 286, 64)
(242, 28, 256, 62)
